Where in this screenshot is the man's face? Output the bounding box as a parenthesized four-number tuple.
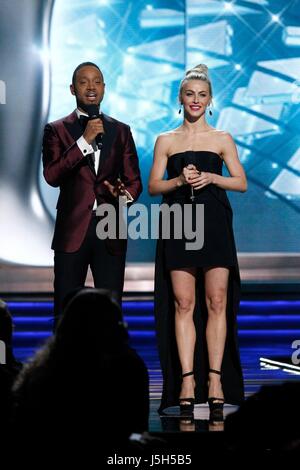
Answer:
(70, 65, 105, 110)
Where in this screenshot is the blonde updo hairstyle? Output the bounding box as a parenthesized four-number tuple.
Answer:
(179, 64, 213, 104)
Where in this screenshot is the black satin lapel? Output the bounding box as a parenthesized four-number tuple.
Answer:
(87, 153, 97, 176)
(99, 114, 116, 171)
(63, 118, 83, 142)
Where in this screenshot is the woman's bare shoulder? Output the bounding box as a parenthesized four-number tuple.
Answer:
(157, 128, 182, 140)
(214, 129, 234, 140)
(155, 129, 182, 151)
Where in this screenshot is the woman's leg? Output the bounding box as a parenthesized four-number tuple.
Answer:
(204, 266, 229, 400)
(170, 268, 197, 401)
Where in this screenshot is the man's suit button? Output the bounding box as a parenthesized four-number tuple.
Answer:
(83, 149, 87, 154)
(88, 204, 92, 209)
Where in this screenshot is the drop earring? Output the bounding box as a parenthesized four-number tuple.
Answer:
(208, 103, 213, 116)
(178, 104, 182, 114)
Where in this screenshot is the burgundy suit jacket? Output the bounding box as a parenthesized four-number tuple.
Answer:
(42, 111, 142, 254)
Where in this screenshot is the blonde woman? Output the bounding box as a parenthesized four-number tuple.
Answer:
(149, 64, 247, 420)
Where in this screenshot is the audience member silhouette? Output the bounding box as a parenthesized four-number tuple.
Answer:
(12, 288, 149, 464)
(0, 299, 22, 429)
(225, 382, 300, 458)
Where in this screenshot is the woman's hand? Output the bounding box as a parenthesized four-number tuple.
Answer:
(188, 168, 214, 190)
(181, 164, 199, 185)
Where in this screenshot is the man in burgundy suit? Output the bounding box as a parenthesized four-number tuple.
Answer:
(42, 62, 142, 322)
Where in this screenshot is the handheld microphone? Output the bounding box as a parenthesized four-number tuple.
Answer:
(85, 104, 103, 150)
(183, 153, 199, 202)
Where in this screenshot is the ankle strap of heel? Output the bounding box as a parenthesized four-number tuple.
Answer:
(209, 368, 221, 376)
(182, 371, 194, 378)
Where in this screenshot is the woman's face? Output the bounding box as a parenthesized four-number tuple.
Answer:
(181, 79, 211, 118)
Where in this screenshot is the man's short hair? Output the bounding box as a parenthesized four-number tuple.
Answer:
(72, 62, 103, 86)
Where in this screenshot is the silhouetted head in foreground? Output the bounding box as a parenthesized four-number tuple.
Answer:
(12, 288, 149, 464)
(55, 287, 129, 357)
(225, 382, 300, 457)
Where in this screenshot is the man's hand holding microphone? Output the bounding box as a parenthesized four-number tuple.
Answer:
(83, 118, 104, 145)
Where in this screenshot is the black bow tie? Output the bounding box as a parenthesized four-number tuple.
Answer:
(79, 115, 89, 129)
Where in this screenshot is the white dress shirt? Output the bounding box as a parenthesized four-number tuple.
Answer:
(76, 109, 100, 210)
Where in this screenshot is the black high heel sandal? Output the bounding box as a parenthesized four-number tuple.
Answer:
(179, 371, 195, 416)
(208, 368, 224, 422)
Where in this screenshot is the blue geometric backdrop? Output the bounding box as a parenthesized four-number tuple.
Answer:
(39, 0, 300, 261)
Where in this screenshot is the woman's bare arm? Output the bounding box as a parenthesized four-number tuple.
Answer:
(190, 132, 247, 192)
(148, 134, 187, 196)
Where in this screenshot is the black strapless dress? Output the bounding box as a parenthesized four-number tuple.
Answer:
(154, 150, 244, 413)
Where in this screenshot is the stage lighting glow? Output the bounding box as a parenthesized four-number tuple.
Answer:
(140, 101, 152, 113)
(124, 55, 134, 66)
(272, 162, 279, 169)
(271, 14, 280, 23)
(107, 92, 126, 112)
(30, 190, 46, 220)
(224, 2, 234, 11)
(34, 46, 51, 67)
(162, 64, 172, 74)
(235, 63, 242, 71)
(146, 4, 153, 10)
(82, 49, 99, 60)
(98, 0, 109, 5)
